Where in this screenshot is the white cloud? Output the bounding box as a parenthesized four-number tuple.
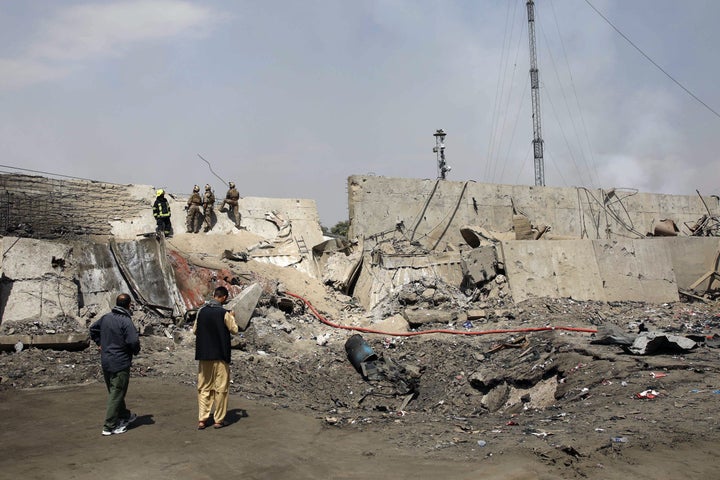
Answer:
(0, 58, 72, 89)
(0, 1, 221, 89)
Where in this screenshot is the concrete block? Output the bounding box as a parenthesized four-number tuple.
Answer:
(461, 246, 499, 285)
(663, 237, 720, 290)
(466, 309, 487, 320)
(402, 309, 454, 327)
(0, 333, 88, 351)
(500, 241, 563, 301)
(593, 240, 679, 303)
(501, 239, 681, 303)
(226, 283, 263, 331)
(372, 314, 409, 334)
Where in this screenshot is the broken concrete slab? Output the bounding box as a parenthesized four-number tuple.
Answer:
(401, 309, 455, 327)
(626, 332, 697, 355)
(466, 309, 488, 320)
(0, 333, 89, 352)
(460, 246, 499, 286)
(372, 314, 410, 334)
(226, 283, 263, 331)
(353, 251, 464, 310)
(460, 225, 512, 247)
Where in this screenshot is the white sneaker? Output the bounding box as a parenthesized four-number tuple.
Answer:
(101, 424, 128, 436)
(112, 424, 128, 435)
(118, 413, 137, 427)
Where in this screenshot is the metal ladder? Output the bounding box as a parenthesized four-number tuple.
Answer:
(296, 236, 309, 255)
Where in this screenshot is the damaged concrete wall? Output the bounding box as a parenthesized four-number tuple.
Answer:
(349, 236, 720, 308)
(0, 174, 325, 252)
(0, 238, 79, 323)
(234, 197, 325, 279)
(0, 236, 185, 328)
(353, 251, 464, 310)
(500, 238, 719, 303)
(347, 175, 717, 250)
(0, 174, 153, 238)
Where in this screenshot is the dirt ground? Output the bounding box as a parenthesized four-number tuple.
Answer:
(2, 234, 720, 479)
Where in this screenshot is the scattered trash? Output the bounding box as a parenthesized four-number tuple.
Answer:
(635, 389, 659, 399)
(477, 440, 487, 447)
(345, 334, 378, 376)
(14, 341, 23, 353)
(463, 320, 473, 329)
(650, 372, 667, 378)
(315, 333, 331, 346)
(610, 437, 628, 443)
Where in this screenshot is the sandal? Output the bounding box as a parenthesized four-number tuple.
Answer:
(213, 421, 227, 429)
(197, 421, 207, 430)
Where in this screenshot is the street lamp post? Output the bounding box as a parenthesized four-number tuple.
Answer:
(433, 129, 451, 180)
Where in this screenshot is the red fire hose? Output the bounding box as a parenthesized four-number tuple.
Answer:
(286, 291, 598, 337)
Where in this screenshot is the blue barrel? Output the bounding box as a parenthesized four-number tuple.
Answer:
(344, 334, 377, 374)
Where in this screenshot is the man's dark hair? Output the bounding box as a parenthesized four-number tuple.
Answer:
(214, 286, 229, 299)
(116, 293, 132, 309)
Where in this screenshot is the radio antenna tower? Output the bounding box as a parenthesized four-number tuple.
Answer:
(526, 0, 545, 186)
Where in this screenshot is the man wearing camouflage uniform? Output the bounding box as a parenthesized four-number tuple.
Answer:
(186, 185, 203, 233)
(219, 181, 241, 229)
(202, 184, 215, 232)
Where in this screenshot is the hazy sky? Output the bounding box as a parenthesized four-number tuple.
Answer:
(1, 1, 719, 226)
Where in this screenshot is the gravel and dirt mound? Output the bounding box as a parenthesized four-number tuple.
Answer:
(2, 231, 720, 478)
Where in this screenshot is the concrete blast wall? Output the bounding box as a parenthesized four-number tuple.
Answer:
(347, 175, 717, 250)
(501, 237, 720, 303)
(346, 176, 720, 305)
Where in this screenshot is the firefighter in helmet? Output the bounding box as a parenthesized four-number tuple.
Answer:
(152, 189, 172, 237)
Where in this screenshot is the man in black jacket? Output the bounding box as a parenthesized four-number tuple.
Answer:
(193, 286, 239, 429)
(90, 293, 141, 436)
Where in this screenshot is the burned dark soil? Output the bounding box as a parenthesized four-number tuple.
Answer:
(2, 293, 720, 478)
